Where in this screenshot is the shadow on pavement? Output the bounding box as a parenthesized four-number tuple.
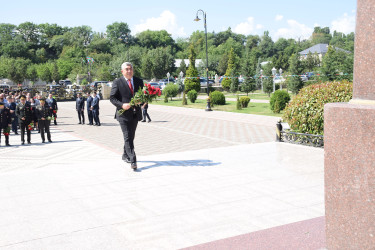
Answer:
(137, 159, 220, 172)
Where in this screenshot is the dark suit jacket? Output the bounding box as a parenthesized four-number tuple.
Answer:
(46, 97, 58, 110)
(110, 76, 144, 121)
(91, 96, 100, 110)
(76, 97, 85, 110)
(86, 96, 93, 111)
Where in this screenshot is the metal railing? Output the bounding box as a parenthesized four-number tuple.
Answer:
(276, 121, 324, 148)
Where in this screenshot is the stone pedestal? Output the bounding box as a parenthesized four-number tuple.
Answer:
(324, 1, 375, 248)
(325, 103, 375, 249)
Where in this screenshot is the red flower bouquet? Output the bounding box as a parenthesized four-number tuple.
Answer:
(3, 127, 10, 136)
(53, 110, 57, 114)
(28, 123, 34, 131)
(118, 83, 161, 116)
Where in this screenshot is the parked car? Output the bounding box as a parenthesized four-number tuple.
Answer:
(148, 82, 161, 90)
(59, 80, 72, 86)
(89, 81, 108, 88)
(199, 77, 214, 86)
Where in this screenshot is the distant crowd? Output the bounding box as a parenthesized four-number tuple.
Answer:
(0, 90, 58, 146)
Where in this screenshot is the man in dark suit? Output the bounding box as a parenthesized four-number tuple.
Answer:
(110, 62, 144, 171)
(35, 97, 52, 143)
(15, 95, 34, 145)
(46, 93, 58, 125)
(76, 93, 85, 124)
(0, 101, 12, 146)
(86, 92, 93, 125)
(91, 92, 100, 126)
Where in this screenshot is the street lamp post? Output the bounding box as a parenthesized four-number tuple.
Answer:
(194, 9, 212, 111)
(272, 67, 276, 93)
(260, 69, 264, 92)
(279, 68, 283, 90)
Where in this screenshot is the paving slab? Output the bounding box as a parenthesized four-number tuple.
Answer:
(0, 102, 324, 249)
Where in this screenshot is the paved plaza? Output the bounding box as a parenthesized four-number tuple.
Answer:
(0, 101, 325, 249)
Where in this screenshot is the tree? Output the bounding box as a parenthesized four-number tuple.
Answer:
(37, 63, 52, 83)
(50, 61, 60, 82)
(259, 31, 274, 59)
(140, 47, 175, 79)
(26, 64, 38, 82)
(304, 51, 320, 72)
(106, 22, 131, 45)
(177, 59, 187, 76)
(7, 58, 30, 84)
(184, 44, 200, 93)
(288, 54, 304, 94)
(241, 77, 256, 96)
(136, 30, 175, 49)
(311, 26, 332, 45)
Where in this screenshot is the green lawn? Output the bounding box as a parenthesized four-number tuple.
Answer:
(151, 97, 283, 117)
(204, 90, 271, 100)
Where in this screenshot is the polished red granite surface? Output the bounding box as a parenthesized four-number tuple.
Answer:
(181, 217, 325, 250)
(325, 103, 375, 249)
(353, 0, 375, 100)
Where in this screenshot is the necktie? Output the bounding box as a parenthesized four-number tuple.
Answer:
(128, 79, 133, 95)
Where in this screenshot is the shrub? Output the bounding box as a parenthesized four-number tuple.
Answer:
(236, 95, 242, 110)
(209, 90, 226, 105)
(163, 83, 178, 100)
(187, 90, 198, 103)
(239, 96, 250, 108)
(184, 77, 201, 93)
(283, 80, 353, 135)
(221, 77, 231, 91)
(270, 90, 291, 113)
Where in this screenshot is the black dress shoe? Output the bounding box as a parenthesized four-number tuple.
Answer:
(131, 163, 137, 171)
(148, 120, 151, 123)
(122, 155, 131, 163)
(78, 122, 81, 124)
(6, 143, 10, 146)
(27, 141, 31, 144)
(21, 142, 25, 145)
(141, 120, 146, 122)
(42, 140, 45, 143)
(48, 140, 52, 143)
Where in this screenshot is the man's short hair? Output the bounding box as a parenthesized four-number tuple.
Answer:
(121, 62, 133, 71)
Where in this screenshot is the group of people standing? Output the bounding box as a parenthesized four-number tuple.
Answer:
(0, 92, 57, 146)
(75, 92, 101, 126)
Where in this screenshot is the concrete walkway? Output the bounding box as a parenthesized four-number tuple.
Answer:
(0, 101, 324, 250)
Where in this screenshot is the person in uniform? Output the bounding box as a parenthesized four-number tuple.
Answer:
(15, 95, 33, 145)
(0, 101, 12, 146)
(76, 93, 85, 124)
(35, 97, 52, 143)
(86, 92, 93, 125)
(46, 93, 58, 125)
(91, 92, 101, 126)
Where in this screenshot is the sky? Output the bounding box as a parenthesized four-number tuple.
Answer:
(1, 0, 356, 40)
